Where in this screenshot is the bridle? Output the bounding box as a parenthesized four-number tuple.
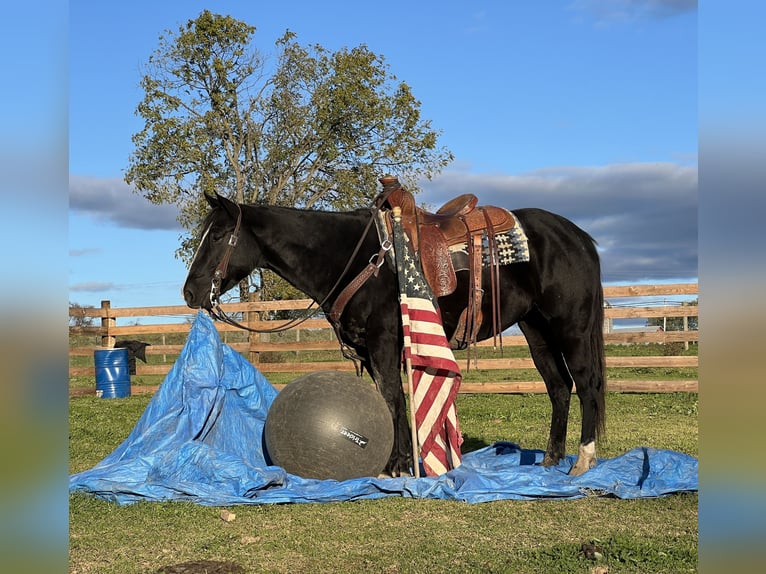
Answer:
(205, 192, 392, 335)
(208, 202, 243, 310)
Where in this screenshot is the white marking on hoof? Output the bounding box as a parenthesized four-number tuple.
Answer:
(569, 441, 597, 476)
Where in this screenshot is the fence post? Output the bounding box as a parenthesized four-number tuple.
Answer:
(248, 301, 260, 365)
(100, 300, 115, 348)
(603, 301, 612, 334)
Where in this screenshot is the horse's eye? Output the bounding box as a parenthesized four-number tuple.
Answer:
(210, 229, 227, 242)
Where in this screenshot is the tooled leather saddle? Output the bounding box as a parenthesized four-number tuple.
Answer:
(377, 175, 515, 350)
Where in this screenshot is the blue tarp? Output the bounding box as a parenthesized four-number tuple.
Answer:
(70, 312, 698, 505)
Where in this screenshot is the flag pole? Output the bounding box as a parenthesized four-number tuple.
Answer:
(404, 353, 420, 479)
(393, 206, 421, 479)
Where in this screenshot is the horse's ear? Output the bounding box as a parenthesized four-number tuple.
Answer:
(204, 192, 219, 208)
(203, 192, 238, 217)
(215, 193, 241, 219)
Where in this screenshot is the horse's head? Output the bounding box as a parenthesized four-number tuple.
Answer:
(183, 192, 254, 310)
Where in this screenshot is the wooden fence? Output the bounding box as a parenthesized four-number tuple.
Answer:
(69, 283, 698, 396)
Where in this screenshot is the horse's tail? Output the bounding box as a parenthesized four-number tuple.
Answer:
(592, 281, 607, 442)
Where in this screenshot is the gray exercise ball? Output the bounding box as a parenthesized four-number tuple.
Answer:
(264, 371, 394, 481)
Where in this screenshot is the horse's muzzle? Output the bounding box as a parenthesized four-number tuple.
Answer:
(183, 288, 198, 308)
(183, 287, 210, 310)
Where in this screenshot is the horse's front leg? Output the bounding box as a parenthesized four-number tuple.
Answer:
(366, 329, 413, 477)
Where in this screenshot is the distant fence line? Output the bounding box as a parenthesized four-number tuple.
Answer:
(69, 283, 698, 396)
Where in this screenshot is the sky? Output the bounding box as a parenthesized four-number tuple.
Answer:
(69, 0, 698, 310)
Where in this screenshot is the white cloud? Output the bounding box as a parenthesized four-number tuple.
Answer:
(69, 281, 120, 292)
(69, 162, 697, 285)
(569, 0, 697, 25)
(419, 161, 697, 283)
(69, 248, 100, 257)
(69, 175, 182, 231)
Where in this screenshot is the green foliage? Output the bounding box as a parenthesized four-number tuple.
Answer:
(646, 299, 698, 331)
(125, 10, 453, 276)
(68, 302, 95, 327)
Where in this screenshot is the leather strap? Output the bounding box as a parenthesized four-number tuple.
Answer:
(483, 207, 502, 351)
(449, 220, 485, 352)
(327, 242, 390, 324)
(468, 230, 485, 344)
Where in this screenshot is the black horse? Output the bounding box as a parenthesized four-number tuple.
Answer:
(183, 191, 606, 477)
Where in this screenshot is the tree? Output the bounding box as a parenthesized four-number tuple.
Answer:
(125, 10, 452, 301)
(69, 302, 94, 328)
(646, 299, 698, 331)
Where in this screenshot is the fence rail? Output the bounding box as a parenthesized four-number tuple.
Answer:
(69, 283, 698, 396)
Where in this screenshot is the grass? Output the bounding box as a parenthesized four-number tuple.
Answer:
(70, 493, 697, 573)
(70, 392, 697, 573)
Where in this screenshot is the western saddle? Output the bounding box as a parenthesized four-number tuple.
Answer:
(377, 175, 516, 351)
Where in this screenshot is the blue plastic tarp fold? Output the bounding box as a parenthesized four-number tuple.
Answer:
(70, 312, 698, 505)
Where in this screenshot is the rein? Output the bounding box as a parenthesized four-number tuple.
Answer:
(207, 195, 389, 335)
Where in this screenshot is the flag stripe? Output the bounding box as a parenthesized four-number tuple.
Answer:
(392, 215, 463, 477)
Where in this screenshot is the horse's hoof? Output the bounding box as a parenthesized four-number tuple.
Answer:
(568, 463, 591, 476)
(568, 442, 597, 476)
(541, 453, 561, 467)
(377, 470, 413, 479)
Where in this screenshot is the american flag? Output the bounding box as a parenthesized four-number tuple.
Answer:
(391, 214, 463, 476)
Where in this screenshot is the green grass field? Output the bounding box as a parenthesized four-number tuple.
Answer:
(70, 392, 697, 573)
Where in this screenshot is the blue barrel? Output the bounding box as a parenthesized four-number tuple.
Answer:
(94, 347, 131, 398)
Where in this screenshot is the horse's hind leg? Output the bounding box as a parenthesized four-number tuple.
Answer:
(518, 315, 573, 468)
(560, 333, 606, 476)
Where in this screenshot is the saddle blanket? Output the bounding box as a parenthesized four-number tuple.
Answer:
(449, 212, 530, 272)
